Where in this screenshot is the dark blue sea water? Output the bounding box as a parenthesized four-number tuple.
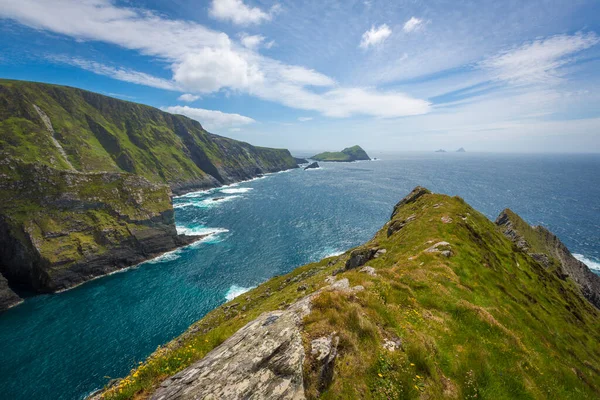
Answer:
(0, 153, 599, 400)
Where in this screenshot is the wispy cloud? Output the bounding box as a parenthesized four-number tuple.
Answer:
(360, 24, 392, 49)
(403, 17, 423, 33)
(178, 93, 200, 102)
(209, 0, 278, 26)
(298, 117, 313, 121)
(479, 32, 600, 86)
(49, 56, 178, 90)
(162, 105, 256, 131)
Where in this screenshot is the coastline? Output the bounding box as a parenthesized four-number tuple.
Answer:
(12, 166, 300, 304)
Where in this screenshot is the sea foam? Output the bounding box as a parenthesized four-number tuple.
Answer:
(220, 187, 253, 194)
(225, 285, 255, 301)
(574, 254, 600, 271)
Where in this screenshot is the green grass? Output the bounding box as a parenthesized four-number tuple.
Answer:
(97, 191, 600, 399)
(311, 145, 370, 162)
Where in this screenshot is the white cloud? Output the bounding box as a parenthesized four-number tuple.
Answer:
(50, 56, 178, 90)
(360, 24, 391, 49)
(298, 117, 313, 122)
(172, 48, 264, 93)
(403, 17, 423, 33)
(209, 0, 275, 26)
(480, 32, 599, 86)
(239, 33, 275, 50)
(163, 105, 255, 131)
(0, 0, 430, 119)
(178, 93, 200, 102)
(240, 34, 265, 49)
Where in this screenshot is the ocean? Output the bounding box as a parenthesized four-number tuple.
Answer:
(0, 152, 599, 399)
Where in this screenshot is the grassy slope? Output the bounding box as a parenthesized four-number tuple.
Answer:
(0, 79, 297, 188)
(99, 190, 600, 399)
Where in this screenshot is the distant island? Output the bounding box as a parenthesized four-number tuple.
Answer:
(456, 147, 466, 152)
(311, 145, 370, 162)
(435, 149, 447, 153)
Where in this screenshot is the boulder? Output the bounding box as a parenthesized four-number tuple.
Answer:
(304, 162, 320, 170)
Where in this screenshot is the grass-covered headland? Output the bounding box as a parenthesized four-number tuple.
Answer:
(95, 187, 600, 400)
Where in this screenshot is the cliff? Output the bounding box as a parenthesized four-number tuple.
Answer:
(0, 79, 298, 308)
(496, 209, 600, 308)
(311, 145, 370, 162)
(94, 187, 600, 400)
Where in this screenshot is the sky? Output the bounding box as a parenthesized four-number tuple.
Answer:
(1, 0, 600, 153)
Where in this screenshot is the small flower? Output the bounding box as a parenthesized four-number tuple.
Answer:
(410, 363, 415, 366)
(378, 373, 383, 377)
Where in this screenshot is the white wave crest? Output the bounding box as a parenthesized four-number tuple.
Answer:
(174, 196, 241, 209)
(225, 284, 255, 301)
(220, 187, 253, 194)
(573, 254, 600, 271)
(176, 226, 229, 236)
(145, 249, 182, 264)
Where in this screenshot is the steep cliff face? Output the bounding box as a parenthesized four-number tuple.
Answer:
(0, 159, 198, 296)
(0, 79, 297, 193)
(96, 188, 600, 400)
(0, 273, 22, 311)
(496, 209, 600, 309)
(0, 79, 298, 306)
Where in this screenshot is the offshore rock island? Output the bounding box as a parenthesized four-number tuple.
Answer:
(93, 187, 600, 400)
(311, 145, 370, 162)
(0, 79, 298, 310)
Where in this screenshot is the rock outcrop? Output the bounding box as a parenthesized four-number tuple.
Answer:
(294, 157, 308, 165)
(150, 278, 360, 400)
(0, 273, 22, 311)
(304, 162, 319, 170)
(496, 209, 600, 309)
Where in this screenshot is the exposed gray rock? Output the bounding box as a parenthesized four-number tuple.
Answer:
(345, 248, 377, 270)
(391, 187, 431, 218)
(387, 214, 416, 237)
(425, 241, 451, 253)
(441, 216, 453, 224)
(359, 266, 377, 276)
(0, 273, 22, 311)
(150, 277, 362, 400)
(374, 248, 387, 258)
(496, 209, 600, 309)
(310, 334, 340, 391)
(151, 309, 306, 400)
(304, 162, 320, 170)
(382, 338, 402, 352)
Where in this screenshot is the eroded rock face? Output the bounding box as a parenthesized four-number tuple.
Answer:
(0, 273, 22, 311)
(391, 187, 431, 218)
(152, 310, 306, 400)
(496, 209, 600, 309)
(345, 248, 378, 270)
(151, 278, 361, 400)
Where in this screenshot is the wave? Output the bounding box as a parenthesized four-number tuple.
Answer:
(220, 187, 253, 194)
(174, 196, 241, 209)
(225, 284, 255, 301)
(176, 225, 229, 236)
(145, 249, 182, 264)
(573, 254, 600, 271)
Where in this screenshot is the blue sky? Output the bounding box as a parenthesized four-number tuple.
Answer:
(1, 0, 600, 153)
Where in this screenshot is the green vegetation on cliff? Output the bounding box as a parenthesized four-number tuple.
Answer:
(0, 79, 298, 304)
(311, 145, 370, 162)
(97, 188, 600, 400)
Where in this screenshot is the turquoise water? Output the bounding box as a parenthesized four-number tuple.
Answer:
(0, 152, 599, 399)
